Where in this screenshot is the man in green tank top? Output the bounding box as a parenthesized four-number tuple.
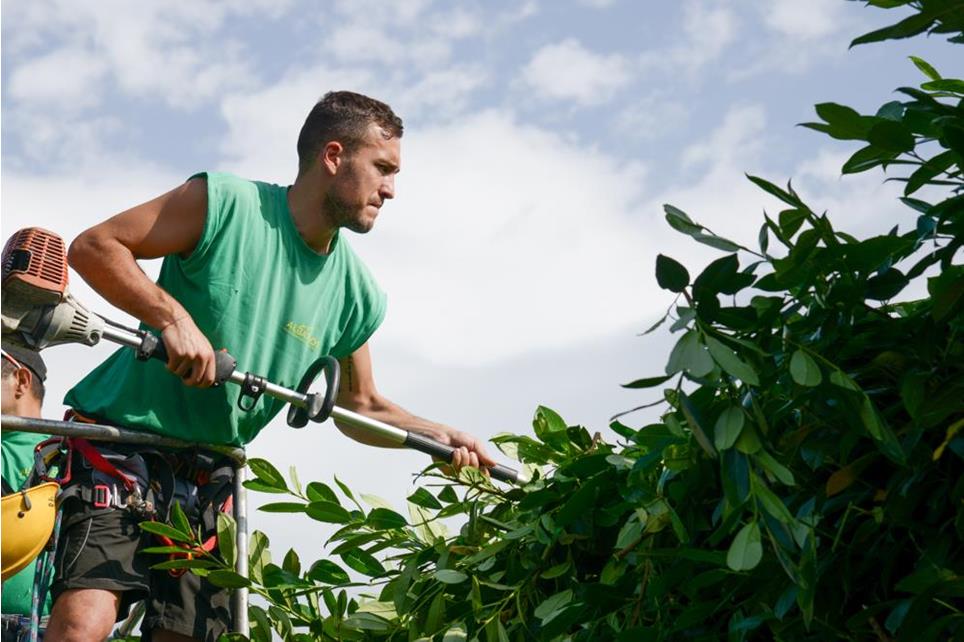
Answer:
(47, 92, 496, 642)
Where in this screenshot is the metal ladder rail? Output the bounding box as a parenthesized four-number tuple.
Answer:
(0, 414, 250, 637)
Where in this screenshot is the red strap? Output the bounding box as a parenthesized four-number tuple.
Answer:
(70, 438, 138, 492)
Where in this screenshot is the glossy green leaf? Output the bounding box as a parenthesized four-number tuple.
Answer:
(746, 174, 802, 207)
(340, 548, 385, 577)
(867, 120, 915, 152)
(909, 56, 940, 80)
(217, 512, 237, 568)
(308, 559, 351, 584)
(656, 254, 690, 292)
(753, 475, 794, 523)
(367, 508, 407, 530)
(170, 499, 191, 537)
(734, 424, 762, 455)
(435, 569, 468, 584)
(704, 334, 760, 385)
(850, 10, 934, 47)
(282, 548, 300, 577)
(306, 500, 352, 524)
(621, 374, 674, 389)
(242, 479, 288, 495)
(407, 487, 443, 510)
(533, 405, 569, 451)
(207, 569, 252, 589)
(678, 392, 717, 459)
(693, 233, 743, 252)
(664, 204, 703, 235)
(666, 330, 714, 377)
(248, 458, 288, 493)
(343, 612, 391, 632)
(920, 78, 964, 93)
(842, 144, 897, 174)
(726, 522, 763, 571)
(258, 502, 307, 513)
(754, 450, 796, 486)
(305, 482, 340, 505)
(713, 406, 745, 451)
(535, 589, 573, 620)
(138, 521, 192, 543)
(789, 350, 822, 386)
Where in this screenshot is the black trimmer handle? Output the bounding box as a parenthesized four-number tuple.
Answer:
(145, 334, 237, 386)
(287, 356, 340, 428)
(403, 432, 522, 484)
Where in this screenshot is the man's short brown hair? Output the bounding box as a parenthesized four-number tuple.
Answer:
(297, 91, 403, 174)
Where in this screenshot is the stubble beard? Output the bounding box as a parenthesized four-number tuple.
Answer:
(323, 165, 375, 234)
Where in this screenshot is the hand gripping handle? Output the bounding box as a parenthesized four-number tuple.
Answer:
(143, 334, 237, 386)
(402, 432, 523, 484)
(287, 356, 341, 428)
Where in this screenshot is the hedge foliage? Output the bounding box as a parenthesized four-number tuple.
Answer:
(152, 3, 964, 640)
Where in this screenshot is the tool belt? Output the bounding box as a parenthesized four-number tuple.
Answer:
(31, 412, 236, 576)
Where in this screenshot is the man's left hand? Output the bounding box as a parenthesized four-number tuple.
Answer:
(435, 428, 497, 475)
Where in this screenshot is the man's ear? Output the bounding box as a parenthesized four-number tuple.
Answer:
(13, 368, 31, 399)
(321, 141, 345, 175)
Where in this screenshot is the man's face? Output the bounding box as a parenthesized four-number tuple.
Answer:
(325, 124, 401, 234)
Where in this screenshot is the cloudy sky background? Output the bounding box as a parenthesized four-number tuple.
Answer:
(2, 1, 959, 565)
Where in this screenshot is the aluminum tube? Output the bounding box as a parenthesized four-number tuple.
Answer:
(233, 463, 250, 635)
(329, 406, 408, 445)
(101, 324, 142, 348)
(0, 415, 246, 463)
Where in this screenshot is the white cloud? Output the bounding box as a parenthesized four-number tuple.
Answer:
(521, 39, 631, 105)
(3, 0, 268, 110)
(331, 0, 434, 26)
(762, 0, 847, 41)
(8, 47, 109, 109)
(681, 104, 767, 169)
(577, 0, 617, 8)
(428, 7, 484, 39)
(637, 1, 738, 76)
(615, 94, 690, 140)
(327, 24, 452, 68)
(392, 67, 489, 120)
(728, 0, 858, 79)
(678, 2, 738, 68)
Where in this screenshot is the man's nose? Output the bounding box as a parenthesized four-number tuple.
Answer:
(380, 176, 395, 200)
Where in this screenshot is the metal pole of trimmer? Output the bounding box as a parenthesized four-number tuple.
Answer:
(100, 326, 527, 485)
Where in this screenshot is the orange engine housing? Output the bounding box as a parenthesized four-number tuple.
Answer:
(1, 227, 69, 306)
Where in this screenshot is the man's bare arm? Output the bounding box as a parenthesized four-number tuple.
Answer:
(334, 342, 496, 470)
(68, 178, 217, 386)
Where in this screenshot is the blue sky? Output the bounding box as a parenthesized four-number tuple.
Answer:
(2, 0, 960, 561)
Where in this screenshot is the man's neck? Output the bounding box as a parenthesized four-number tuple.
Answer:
(287, 177, 338, 255)
(8, 401, 42, 418)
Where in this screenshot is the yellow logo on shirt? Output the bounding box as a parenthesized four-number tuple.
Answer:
(283, 322, 320, 350)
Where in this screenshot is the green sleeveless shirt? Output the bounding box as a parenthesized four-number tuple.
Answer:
(64, 172, 386, 446)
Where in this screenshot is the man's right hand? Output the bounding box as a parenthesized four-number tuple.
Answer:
(160, 315, 216, 387)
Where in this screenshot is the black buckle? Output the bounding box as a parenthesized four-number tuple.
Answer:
(237, 373, 267, 412)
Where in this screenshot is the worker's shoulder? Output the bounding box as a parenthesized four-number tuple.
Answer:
(189, 171, 283, 200)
